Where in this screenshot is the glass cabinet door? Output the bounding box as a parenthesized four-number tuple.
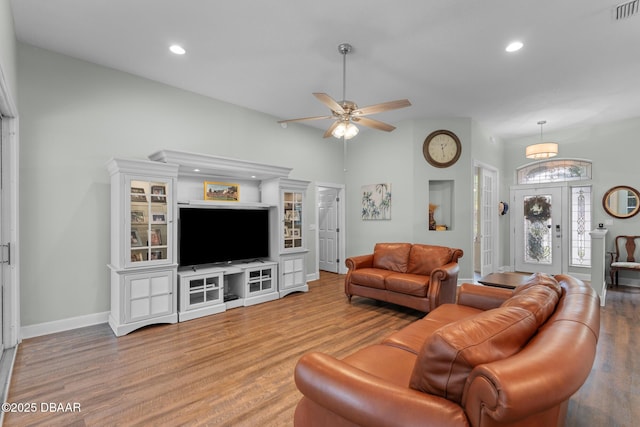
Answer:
(283, 190, 303, 250)
(129, 179, 170, 265)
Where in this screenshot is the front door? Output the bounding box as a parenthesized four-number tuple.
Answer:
(513, 187, 563, 275)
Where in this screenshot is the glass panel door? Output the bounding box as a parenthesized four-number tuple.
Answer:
(130, 179, 169, 265)
(523, 195, 553, 264)
(283, 191, 303, 250)
(514, 187, 563, 274)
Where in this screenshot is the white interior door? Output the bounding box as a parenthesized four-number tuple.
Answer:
(0, 115, 4, 353)
(318, 188, 339, 273)
(479, 167, 497, 276)
(0, 71, 19, 352)
(513, 187, 563, 274)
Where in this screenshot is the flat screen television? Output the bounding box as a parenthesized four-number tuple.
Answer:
(179, 207, 270, 268)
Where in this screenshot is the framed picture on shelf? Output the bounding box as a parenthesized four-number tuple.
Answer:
(131, 187, 147, 203)
(151, 212, 167, 224)
(131, 230, 143, 247)
(284, 227, 292, 238)
(150, 250, 163, 260)
(204, 181, 240, 202)
(150, 185, 166, 203)
(150, 228, 162, 246)
(131, 252, 144, 262)
(292, 229, 300, 237)
(131, 210, 145, 223)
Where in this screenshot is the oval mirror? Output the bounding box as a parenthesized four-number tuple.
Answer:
(602, 185, 640, 219)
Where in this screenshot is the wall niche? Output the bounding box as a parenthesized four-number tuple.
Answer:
(429, 180, 454, 231)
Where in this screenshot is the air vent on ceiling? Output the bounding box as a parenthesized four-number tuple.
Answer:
(615, 0, 639, 20)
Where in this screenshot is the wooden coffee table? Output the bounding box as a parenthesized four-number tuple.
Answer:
(478, 272, 530, 289)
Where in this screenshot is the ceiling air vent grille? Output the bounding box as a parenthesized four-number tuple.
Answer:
(615, 0, 639, 20)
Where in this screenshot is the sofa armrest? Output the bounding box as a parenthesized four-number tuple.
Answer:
(294, 352, 468, 427)
(345, 254, 373, 271)
(427, 261, 460, 311)
(457, 283, 513, 310)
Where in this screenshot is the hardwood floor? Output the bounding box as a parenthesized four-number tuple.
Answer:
(4, 273, 639, 426)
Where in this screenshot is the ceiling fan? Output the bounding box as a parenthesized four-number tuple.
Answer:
(278, 43, 411, 140)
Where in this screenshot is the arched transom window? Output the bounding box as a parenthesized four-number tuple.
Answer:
(517, 159, 592, 185)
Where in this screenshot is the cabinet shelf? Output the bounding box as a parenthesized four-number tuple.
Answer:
(107, 158, 179, 336)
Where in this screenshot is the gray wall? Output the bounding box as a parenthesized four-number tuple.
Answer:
(503, 117, 640, 270)
(344, 117, 497, 282)
(0, 0, 17, 102)
(17, 43, 346, 326)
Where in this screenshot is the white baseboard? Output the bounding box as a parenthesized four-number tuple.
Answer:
(21, 311, 109, 339)
(615, 278, 640, 287)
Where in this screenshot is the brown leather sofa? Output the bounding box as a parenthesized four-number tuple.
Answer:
(345, 242, 463, 312)
(294, 273, 600, 427)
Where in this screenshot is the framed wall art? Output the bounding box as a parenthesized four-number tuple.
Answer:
(204, 181, 240, 202)
(361, 183, 392, 220)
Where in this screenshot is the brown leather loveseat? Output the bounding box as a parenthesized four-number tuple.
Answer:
(294, 273, 600, 427)
(345, 242, 463, 312)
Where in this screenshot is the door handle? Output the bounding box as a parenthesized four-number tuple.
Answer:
(0, 243, 10, 265)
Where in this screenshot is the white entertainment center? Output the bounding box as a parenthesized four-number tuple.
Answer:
(107, 150, 310, 336)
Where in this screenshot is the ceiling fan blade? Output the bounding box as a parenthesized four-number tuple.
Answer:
(313, 93, 345, 114)
(323, 120, 340, 138)
(353, 116, 396, 132)
(353, 99, 411, 116)
(277, 115, 332, 124)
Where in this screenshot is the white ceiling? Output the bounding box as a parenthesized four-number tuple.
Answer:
(10, 0, 640, 140)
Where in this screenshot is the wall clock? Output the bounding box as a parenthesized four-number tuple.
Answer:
(423, 130, 461, 168)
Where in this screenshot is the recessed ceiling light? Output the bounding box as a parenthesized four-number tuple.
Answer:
(169, 44, 186, 55)
(505, 41, 523, 53)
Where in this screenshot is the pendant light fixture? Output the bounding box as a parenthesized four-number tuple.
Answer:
(526, 120, 558, 159)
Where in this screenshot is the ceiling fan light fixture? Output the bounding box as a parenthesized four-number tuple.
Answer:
(332, 121, 359, 139)
(277, 42, 410, 141)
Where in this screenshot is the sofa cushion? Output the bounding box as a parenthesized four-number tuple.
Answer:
(409, 306, 537, 404)
(383, 304, 483, 354)
(349, 268, 394, 290)
(407, 244, 454, 276)
(372, 243, 412, 273)
(501, 284, 560, 327)
(343, 344, 417, 388)
(385, 273, 430, 297)
(513, 272, 562, 298)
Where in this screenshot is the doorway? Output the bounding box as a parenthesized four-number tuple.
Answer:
(512, 186, 565, 275)
(316, 183, 346, 275)
(0, 73, 20, 410)
(473, 163, 499, 278)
